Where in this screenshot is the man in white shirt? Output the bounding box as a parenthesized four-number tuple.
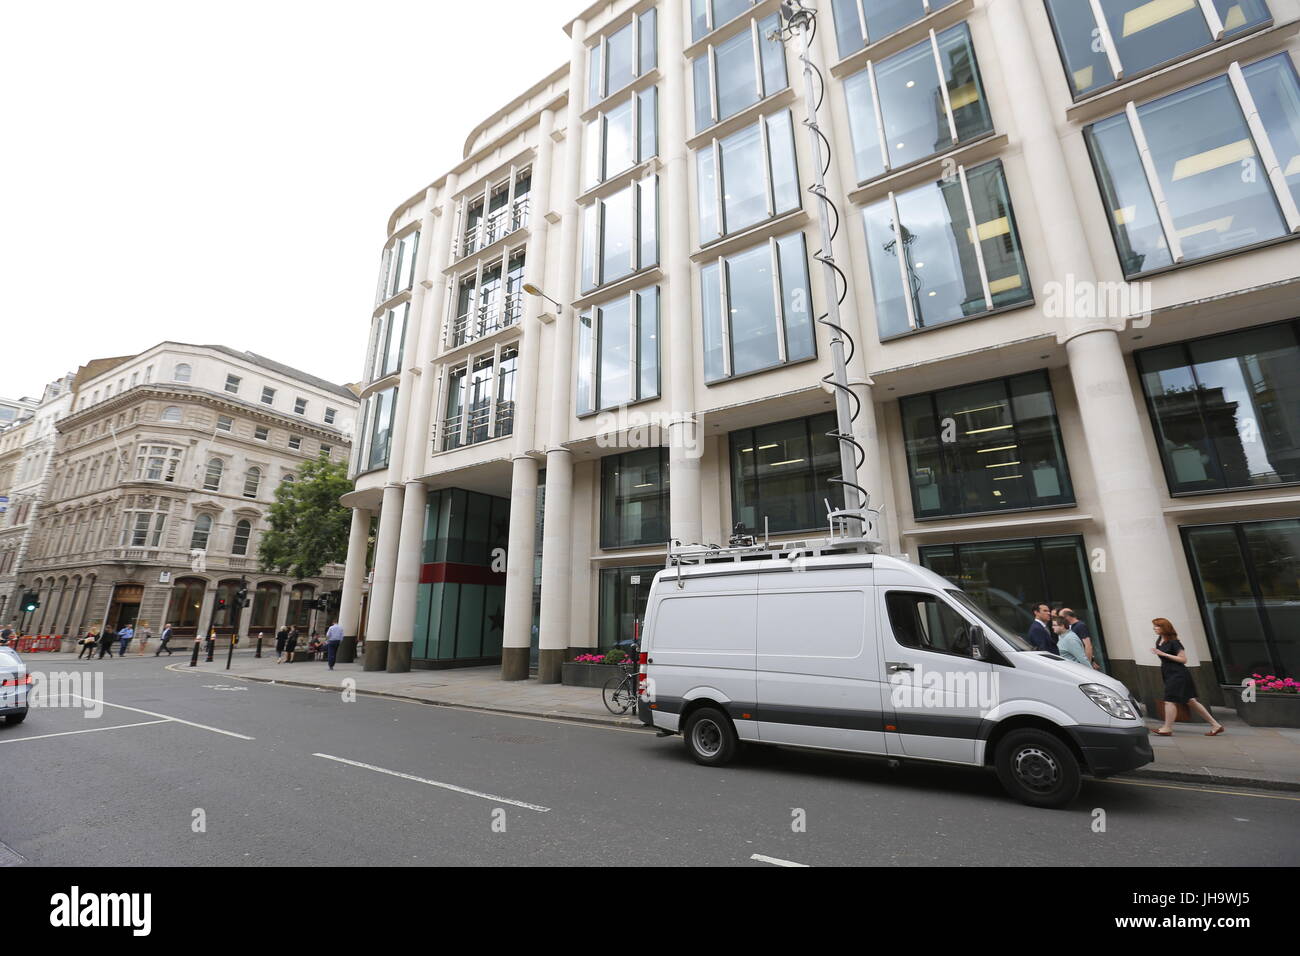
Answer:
(325, 620, 344, 670)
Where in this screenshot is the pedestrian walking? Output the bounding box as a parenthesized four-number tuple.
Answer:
(0, 622, 14, 647)
(155, 623, 175, 656)
(284, 626, 300, 662)
(117, 623, 135, 657)
(1024, 603, 1056, 652)
(275, 625, 289, 663)
(78, 630, 99, 659)
(325, 620, 343, 670)
(1151, 618, 1224, 737)
(137, 624, 152, 655)
(98, 626, 116, 659)
(1054, 617, 1089, 666)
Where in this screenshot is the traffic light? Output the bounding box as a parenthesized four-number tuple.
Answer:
(216, 597, 228, 610)
(20, 592, 39, 614)
(235, 578, 249, 608)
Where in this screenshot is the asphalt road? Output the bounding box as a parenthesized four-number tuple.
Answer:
(4, 655, 1298, 867)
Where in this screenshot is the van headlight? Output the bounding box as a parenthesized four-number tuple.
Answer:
(1080, 683, 1137, 720)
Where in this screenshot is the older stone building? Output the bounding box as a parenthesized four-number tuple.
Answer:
(17, 343, 360, 643)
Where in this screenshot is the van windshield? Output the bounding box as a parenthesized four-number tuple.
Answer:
(946, 589, 1035, 652)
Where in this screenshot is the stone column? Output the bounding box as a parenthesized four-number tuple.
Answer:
(537, 15, 588, 684)
(661, 0, 703, 547)
(986, 0, 1190, 703)
(387, 181, 455, 673)
(502, 107, 558, 681)
(364, 483, 404, 670)
(337, 506, 372, 663)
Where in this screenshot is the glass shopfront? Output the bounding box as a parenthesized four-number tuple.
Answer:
(1183, 519, 1299, 686)
(598, 565, 660, 649)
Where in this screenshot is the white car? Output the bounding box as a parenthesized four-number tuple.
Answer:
(638, 547, 1151, 809)
(0, 645, 30, 725)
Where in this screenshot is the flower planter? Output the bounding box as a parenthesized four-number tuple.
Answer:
(1221, 685, 1300, 728)
(561, 662, 626, 689)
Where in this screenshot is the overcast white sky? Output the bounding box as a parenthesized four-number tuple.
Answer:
(0, 0, 577, 400)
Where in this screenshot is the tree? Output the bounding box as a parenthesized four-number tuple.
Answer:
(258, 456, 353, 580)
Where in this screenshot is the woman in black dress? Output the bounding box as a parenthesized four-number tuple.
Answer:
(1151, 618, 1224, 736)
(275, 625, 289, 663)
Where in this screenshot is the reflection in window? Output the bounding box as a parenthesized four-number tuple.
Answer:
(581, 175, 659, 292)
(173, 363, 191, 383)
(1085, 59, 1299, 279)
(598, 564, 661, 647)
(698, 110, 799, 243)
(729, 412, 840, 533)
(369, 302, 409, 380)
(843, 23, 992, 183)
(578, 287, 659, 415)
(190, 514, 212, 550)
(449, 251, 526, 348)
(1045, 0, 1270, 97)
(243, 467, 262, 499)
(458, 167, 532, 258)
(829, 0, 957, 60)
(692, 14, 787, 132)
(1137, 320, 1300, 494)
(901, 370, 1074, 518)
(377, 230, 420, 304)
(441, 347, 518, 451)
(204, 458, 223, 492)
(691, 0, 759, 42)
(702, 231, 814, 382)
(863, 160, 1032, 338)
(588, 8, 657, 106)
(364, 387, 396, 471)
(600, 448, 670, 549)
(232, 519, 252, 556)
(586, 87, 658, 189)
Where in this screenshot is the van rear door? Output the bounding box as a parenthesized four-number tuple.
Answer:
(755, 566, 885, 754)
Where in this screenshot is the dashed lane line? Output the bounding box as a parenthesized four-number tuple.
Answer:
(751, 853, 810, 867)
(313, 753, 551, 812)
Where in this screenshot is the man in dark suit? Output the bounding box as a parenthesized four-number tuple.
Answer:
(1025, 603, 1056, 652)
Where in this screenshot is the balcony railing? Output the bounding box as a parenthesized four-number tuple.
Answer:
(438, 401, 516, 452)
(445, 292, 524, 350)
(457, 197, 530, 259)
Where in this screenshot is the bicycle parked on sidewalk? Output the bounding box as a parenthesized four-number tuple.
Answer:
(602, 641, 640, 715)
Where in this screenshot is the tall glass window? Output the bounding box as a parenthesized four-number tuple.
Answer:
(448, 250, 525, 348)
(829, 0, 957, 60)
(232, 519, 252, 556)
(369, 302, 409, 380)
(864, 159, 1032, 337)
(1044, 0, 1271, 97)
(900, 370, 1075, 518)
(843, 23, 992, 183)
(458, 167, 532, 258)
(578, 286, 660, 415)
(598, 565, 660, 647)
(730, 412, 840, 534)
(701, 231, 814, 382)
(698, 109, 800, 243)
(1137, 320, 1300, 494)
(377, 229, 420, 304)
(581, 175, 659, 292)
(1183, 518, 1299, 686)
(920, 535, 1108, 668)
(588, 9, 657, 107)
(600, 448, 670, 549)
(365, 387, 396, 471)
(586, 87, 658, 189)
(691, 0, 759, 41)
(1085, 58, 1300, 279)
(441, 347, 519, 451)
(190, 514, 212, 551)
(692, 13, 787, 132)
(203, 458, 223, 492)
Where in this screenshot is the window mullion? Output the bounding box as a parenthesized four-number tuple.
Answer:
(488, 344, 501, 438)
(1125, 102, 1185, 262)
(888, 191, 918, 330)
(867, 61, 889, 173)
(708, 45, 719, 125)
(713, 137, 725, 233)
(760, 113, 775, 216)
(601, 35, 609, 100)
(770, 237, 788, 363)
(505, 164, 518, 235)
(719, 257, 733, 377)
(630, 290, 641, 401)
(1228, 62, 1300, 233)
(1087, 0, 1124, 80)
(592, 308, 603, 409)
(957, 165, 994, 311)
(929, 30, 958, 145)
(751, 19, 763, 98)
(1197, 0, 1226, 40)
(597, 199, 607, 286)
(855, 0, 869, 46)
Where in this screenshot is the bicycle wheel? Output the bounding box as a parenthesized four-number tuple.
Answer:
(603, 674, 636, 715)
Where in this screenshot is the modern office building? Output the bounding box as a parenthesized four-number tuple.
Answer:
(12, 343, 360, 641)
(339, 0, 1300, 710)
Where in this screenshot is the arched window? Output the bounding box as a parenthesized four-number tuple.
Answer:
(243, 467, 261, 499)
(289, 584, 315, 627)
(252, 582, 282, 628)
(174, 363, 192, 383)
(232, 519, 252, 556)
(213, 579, 241, 628)
(168, 577, 206, 629)
(204, 458, 224, 492)
(161, 406, 182, 422)
(190, 514, 213, 550)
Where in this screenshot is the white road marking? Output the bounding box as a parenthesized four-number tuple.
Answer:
(313, 753, 551, 812)
(0, 719, 171, 744)
(751, 853, 810, 867)
(64, 693, 254, 740)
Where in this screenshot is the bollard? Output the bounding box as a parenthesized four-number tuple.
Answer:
(226, 634, 235, 670)
(189, 639, 201, 668)
(205, 635, 215, 663)
(255, 632, 263, 659)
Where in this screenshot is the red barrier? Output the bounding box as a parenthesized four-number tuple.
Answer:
(10, 634, 63, 652)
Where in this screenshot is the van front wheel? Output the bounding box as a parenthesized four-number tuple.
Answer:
(683, 707, 738, 767)
(995, 729, 1081, 809)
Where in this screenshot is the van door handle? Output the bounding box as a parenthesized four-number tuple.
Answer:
(887, 662, 914, 673)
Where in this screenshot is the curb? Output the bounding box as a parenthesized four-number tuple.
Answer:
(1116, 767, 1300, 794)
(215, 669, 647, 731)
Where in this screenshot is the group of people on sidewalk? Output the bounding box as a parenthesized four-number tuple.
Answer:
(274, 620, 344, 669)
(73, 623, 163, 659)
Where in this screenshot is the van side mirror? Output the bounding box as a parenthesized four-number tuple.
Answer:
(970, 625, 987, 660)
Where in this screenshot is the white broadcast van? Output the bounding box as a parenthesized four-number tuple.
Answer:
(636, 532, 1151, 808)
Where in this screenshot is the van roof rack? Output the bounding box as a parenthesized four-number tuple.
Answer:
(664, 507, 883, 586)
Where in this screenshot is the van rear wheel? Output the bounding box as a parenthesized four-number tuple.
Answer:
(683, 707, 738, 767)
(995, 729, 1080, 809)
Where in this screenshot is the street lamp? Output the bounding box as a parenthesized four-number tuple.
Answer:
(522, 283, 563, 316)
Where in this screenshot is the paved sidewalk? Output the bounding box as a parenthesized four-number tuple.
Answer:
(23, 648, 1300, 790)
